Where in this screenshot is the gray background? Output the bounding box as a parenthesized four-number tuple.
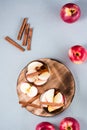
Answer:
(0, 0, 87, 129)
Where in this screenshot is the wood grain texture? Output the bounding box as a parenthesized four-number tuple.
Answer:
(17, 58, 75, 117)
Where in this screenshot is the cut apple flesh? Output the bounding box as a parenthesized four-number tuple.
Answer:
(26, 61, 50, 86)
(27, 86, 38, 97)
(20, 82, 38, 97)
(48, 92, 64, 112)
(40, 89, 54, 107)
(26, 72, 38, 83)
(20, 82, 31, 94)
(65, 8, 77, 16)
(40, 89, 64, 112)
(27, 61, 43, 74)
(38, 71, 50, 81)
(34, 79, 47, 86)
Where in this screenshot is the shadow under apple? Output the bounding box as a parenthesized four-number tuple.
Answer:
(78, 118, 87, 129)
(75, 0, 87, 20)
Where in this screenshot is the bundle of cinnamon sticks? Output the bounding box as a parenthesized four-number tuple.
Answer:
(5, 18, 33, 52)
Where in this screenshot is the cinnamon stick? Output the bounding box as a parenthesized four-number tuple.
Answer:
(27, 28, 33, 50)
(21, 103, 41, 108)
(22, 24, 30, 46)
(26, 69, 48, 78)
(17, 18, 28, 40)
(5, 36, 25, 52)
(19, 94, 40, 107)
(40, 102, 64, 107)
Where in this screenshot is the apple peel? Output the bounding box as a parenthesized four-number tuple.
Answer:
(60, 3, 81, 23)
(68, 45, 87, 64)
(59, 117, 80, 130)
(36, 122, 56, 130)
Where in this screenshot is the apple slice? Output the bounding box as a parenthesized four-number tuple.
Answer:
(40, 89, 54, 107)
(27, 86, 38, 97)
(26, 72, 38, 83)
(20, 82, 38, 97)
(34, 71, 50, 86)
(34, 79, 47, 86)
(27, 61, 43, 74)
(20, 82, 31, 93)
(38, 71, 50, 81)
(26, 72, 48, 86)
(48, 92, 64, 112)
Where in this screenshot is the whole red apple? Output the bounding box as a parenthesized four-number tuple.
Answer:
(59, 117, 80, 130)
(60, 3, 81, 23)
(35, 122, 55, 130)
(68, 45, 87, 64)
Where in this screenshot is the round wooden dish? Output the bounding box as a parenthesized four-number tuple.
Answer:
(17, 58, 75, 117)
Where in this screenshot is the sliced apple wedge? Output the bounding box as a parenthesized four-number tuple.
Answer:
(34, 79, 47, 86)
(27, 86, 38, 97)
(26, 72, 38, 83)
(27, 61, 43, 74)
(48, 92, 64, 112)
(20, 82, 31, 94)
(40, 89, 54, 107)
(20, 82, 38, 97)
(38, 71, 50, 81)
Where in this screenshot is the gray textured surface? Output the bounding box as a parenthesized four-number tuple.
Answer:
(0, 0, 87, 129)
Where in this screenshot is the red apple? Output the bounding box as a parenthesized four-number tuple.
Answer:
(35, 122, 55, 130)
(59, 117, 80, 130)
(68, 45, 87, 64)
(60, 3, 81, 23)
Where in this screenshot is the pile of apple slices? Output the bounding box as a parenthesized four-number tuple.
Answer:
(40, 89, 65, 112)
(26, 61, 50, 86)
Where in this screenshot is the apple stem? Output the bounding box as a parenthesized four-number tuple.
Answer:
(67, 126, 72, 130)
(70, 9, 76, 15)
(75, 52, 80, 56)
